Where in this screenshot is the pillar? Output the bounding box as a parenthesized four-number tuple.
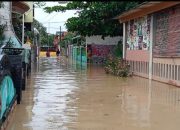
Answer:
(123, 22, 126, 59)
(149, 14, 154, 79)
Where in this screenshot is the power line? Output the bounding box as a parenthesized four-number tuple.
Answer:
(41, 14, 52, 21)
(45, 13, 58, 23)
(45, 27, 66, 29)
(41, 21, 66, 23)
(34, 8, 52, 21)
(43, 25, 66, 29)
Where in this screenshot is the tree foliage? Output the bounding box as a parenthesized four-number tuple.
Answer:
(44, 1, 144, 38)
(34, 2, 46, 8)
(34, 19, 47, 36)
(33, 19, 54, 46)
(59, 32, 74, 48)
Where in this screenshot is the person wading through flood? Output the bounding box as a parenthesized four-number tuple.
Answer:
(56, 48, 60, 59)
(46, 49, 50, 57)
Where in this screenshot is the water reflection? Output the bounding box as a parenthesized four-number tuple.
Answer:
(30, 57, 80, 130)
(7, 57, 180, 130)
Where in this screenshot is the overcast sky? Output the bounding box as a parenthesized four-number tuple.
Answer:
(34, 2, 78, 34)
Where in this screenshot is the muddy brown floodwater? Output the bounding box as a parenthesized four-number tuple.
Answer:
(7, 57, 180, 130)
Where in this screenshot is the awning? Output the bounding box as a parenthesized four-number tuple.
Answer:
(115, 1, 180, 23)
(12, 1, 30, 14)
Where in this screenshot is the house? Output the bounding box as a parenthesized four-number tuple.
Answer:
(56, 31, 68, 41)
(86, 35, 122, 64)
(12, 2, 34, 41)
(116, 2, 180, 86)
(0, 2, 31, 48)
(12, 1, 33, 33)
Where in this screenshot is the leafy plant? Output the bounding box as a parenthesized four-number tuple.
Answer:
(113, 40, 123, 58)
(33, 19, 54, 46)
(104, 55, 131, 77)
(44, 1, 145, 38)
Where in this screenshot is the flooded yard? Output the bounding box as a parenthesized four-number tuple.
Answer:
(7, 57, 180, 130)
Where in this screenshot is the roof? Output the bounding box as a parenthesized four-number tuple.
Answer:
(58, 1, 69, 4)
(115, 1, 180, 23)
(12, 2, 30, 14)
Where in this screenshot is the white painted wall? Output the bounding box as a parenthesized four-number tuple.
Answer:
(24, 2, 33, 23)
(0, 2, 21, 48)
(86, 35, 122, 45)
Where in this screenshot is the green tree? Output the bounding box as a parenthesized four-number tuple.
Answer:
(113, 40, 123, 58)
(59, 32, 86, 48)
(44, 1, 144, 38)
(33, 19, 47, 36)
(48, 34, 54, 46)
(33, 19, 51, 46)
(59, 32, 75, 48)
(34, 2, 46, 8)
(40, 36, 48, 46)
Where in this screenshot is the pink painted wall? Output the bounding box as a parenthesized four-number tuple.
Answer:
(126, 50, 149, 62)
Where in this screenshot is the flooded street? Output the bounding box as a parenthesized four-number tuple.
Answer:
(7, 57, 180, 130)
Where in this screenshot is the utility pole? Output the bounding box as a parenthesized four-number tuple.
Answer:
(22, 13, 25, 44)
(60, 26, 61, 42)
(48, 22, 50, 47)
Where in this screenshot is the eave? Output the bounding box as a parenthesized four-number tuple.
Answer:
(12, 1, 30, 14)
(116, 1, 180, 23)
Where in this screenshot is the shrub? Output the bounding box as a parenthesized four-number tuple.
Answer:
(104, 55, 131, 77)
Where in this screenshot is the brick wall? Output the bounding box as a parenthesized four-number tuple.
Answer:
(153, 4, 180, 57)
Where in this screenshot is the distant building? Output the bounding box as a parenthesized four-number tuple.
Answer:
(12, 2, 33, 31)
(56, 31, 68, 40)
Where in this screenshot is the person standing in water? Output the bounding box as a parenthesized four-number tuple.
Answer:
(56, 49, 60, 59)
(46, 49, 50, 57)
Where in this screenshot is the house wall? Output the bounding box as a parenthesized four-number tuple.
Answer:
(24, 2, 33, 23)
(152, 4, 180, 86)
(86, 35, 122, 45)
(90, 44, 115, 64)
(126, 15, 151, 51)
(125, 15, 151, 78)
(125, 4, 180, 86)
(0, 2, 22, 48)
(86, 35, 122, 64)
(153, 4, 180, 57)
